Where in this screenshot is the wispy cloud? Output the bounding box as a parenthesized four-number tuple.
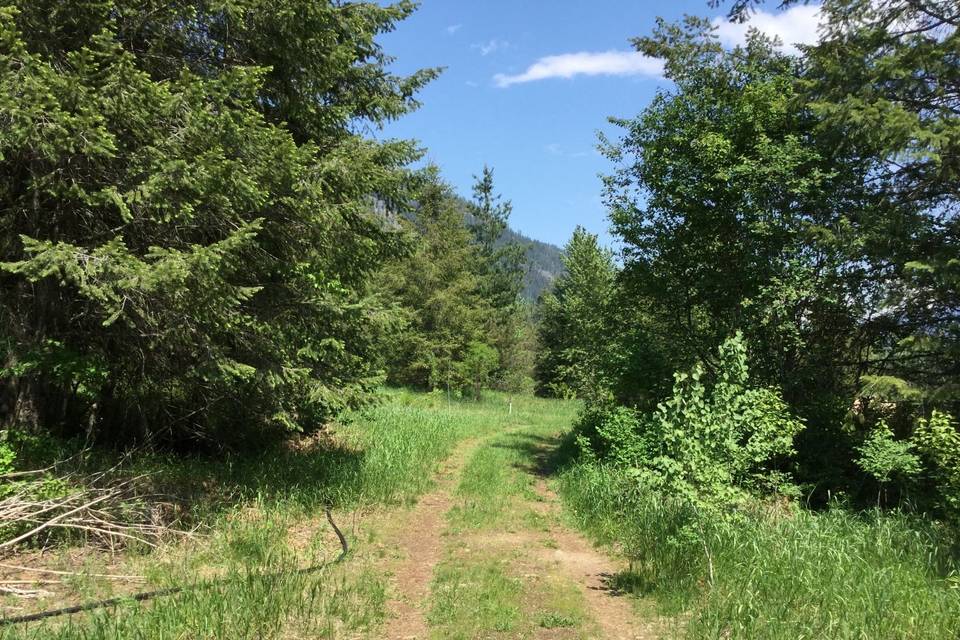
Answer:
(445, 24, 462, 35)
(545, 143, 595, 158)
(494, 50, 662, 88)
(472, 39, 509, 56)
(712, 5, 822, 53)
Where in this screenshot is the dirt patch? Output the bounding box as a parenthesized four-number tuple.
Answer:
(379, 437, 481, 640)
(530, 477, 664, 640)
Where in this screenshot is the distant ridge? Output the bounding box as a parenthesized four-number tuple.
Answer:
(395, 194, 565, 302)
(505, 226, 564, 302)
(448, 195, 564, 302)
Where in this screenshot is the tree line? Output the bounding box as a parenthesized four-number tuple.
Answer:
(0, 0, 532, 450)
(537, 0, 959, 518)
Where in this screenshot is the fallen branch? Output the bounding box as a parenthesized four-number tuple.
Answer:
(0, 586, 53, 599)
(0, 467, 189, 553)
(0, 494, 114, 552)
(0, 562, 143, 581)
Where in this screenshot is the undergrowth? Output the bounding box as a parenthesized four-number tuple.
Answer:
(557, 462, 960, 639)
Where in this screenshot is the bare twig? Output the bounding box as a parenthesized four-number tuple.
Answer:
(0, 562, 144, 581)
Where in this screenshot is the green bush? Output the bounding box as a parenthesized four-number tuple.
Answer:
(578, 333, 803, 518)
(914, 411, 960, 522)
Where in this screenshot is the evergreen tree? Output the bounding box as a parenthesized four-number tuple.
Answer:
(469, 166, 527, 310)
(379, 172, 486, 391)
(706, 0, 960, 501)
(468, 166, 533, 391)
(535, 227, 617, 400)
(0, 0, 437, 446)
(715, 0, 959, 413)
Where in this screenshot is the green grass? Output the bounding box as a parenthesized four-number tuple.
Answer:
(428, 557, 523, 638)
(538, 611, 577, 628)
(532, 574, 589, 632)
(557, 461, 960, 640)
(2, 390, 568, 639)
(446, 430, 538, 531)
(427, 401, 592, 639)
(9, 568, 388, 640)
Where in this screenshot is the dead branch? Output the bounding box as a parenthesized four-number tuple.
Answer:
(0, 562, 144, 581)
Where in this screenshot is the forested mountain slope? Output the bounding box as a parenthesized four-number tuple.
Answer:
(509, 228, 564, 302)
(450, 195, 564, 302)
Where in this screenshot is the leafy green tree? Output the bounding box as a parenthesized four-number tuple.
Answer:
(0, 1, 437, 446)
(582, 333, 803, 507)
(856, 421, 922, 505)
(535, 227, 617, 400)
(458, 341, 500, 401)
(578, 333, 804, 581)
(603, 19, 885, 489)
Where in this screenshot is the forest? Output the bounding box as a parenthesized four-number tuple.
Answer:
(0, 0, 957, 638)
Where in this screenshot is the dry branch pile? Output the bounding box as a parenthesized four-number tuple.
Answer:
(0, 468, 190, 554)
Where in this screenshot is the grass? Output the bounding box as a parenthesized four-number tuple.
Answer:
(427, 401, 594, 639)
(428, 556, 523, 638)
(446, 430, 539, 531)
(557, 460, 960, 640)
(1, 389, 560, 639)
(14, 390, 958, 639)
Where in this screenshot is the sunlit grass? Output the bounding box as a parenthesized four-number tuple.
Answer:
(2, 389, 575, 639)
(428, 556, 523, 639)
(557, 461, 960, 639)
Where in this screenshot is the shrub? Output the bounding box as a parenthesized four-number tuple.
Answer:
(579, 333, 804, 517)
(913, 411, 960, 522)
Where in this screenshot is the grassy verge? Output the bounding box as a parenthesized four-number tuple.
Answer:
(557, 461, 960, 639)
(0, 390, 549, 639)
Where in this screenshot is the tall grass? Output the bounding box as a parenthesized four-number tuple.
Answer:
(2, 390, 559, 639)
(67, 389, 533, 523)
(558, 462, 960, 639)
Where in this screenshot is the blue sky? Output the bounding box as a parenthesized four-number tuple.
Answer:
(378, 1, 821, 248)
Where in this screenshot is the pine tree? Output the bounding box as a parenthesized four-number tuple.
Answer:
(536, 227, 617, 399)
(467, 166, 532, 391)
(379, 172, 486, 391)
(469, 166, 527, 310)
(0, 1, 438, 446)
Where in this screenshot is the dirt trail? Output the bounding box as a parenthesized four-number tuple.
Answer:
(373, 428, 664, 640)
(380, 437, 482, 639)
(531, 477, 663, 640)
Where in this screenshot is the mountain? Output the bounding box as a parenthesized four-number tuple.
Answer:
(503, 227, 564, 302)
(449, 195, 564, 302)
(394, 194, 565, 302)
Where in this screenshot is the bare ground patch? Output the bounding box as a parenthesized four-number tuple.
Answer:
(376, 437, 483, 639)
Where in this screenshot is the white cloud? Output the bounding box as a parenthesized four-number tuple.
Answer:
(544, 143, 595, 158)
(494, 50, 662, 88)
(712, 4, 823, 53)
(445, 24, 462, 35)
(472, 39, 509, 56)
